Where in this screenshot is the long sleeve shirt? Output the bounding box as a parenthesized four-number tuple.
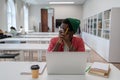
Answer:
(48, 36, 85, 52)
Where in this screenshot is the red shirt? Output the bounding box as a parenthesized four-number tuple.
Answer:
(48, 36, 85, 52)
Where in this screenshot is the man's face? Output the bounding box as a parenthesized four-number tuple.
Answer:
(59, 23, 69, 34)
(58, 23, 74, 41)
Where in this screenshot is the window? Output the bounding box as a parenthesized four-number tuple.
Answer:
(7, 0, 16, 32)
(24, 5, 28, 33)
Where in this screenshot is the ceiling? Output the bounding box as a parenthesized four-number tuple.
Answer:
(22, 0, 86, 5)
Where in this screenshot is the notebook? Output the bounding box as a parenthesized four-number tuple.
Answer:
(88, 62, 110, 77)
(46, 52, 88, 75)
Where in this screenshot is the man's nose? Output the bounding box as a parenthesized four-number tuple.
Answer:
(59, 28, 64, 33)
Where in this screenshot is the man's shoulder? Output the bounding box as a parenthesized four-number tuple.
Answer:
(51, 37, 59, 40)
(73, 36, 83, 41)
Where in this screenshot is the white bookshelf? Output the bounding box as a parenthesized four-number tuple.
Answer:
(82, 8, 120, 62)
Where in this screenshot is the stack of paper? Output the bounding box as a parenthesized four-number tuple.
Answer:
(89, 62, 110, 77)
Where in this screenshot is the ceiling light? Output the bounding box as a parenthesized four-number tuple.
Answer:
(49, 2, 74, 4)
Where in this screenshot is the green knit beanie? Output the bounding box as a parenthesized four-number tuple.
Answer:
(67, 18, 80, 33)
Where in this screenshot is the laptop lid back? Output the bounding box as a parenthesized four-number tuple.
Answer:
(46, 52, 88, 75)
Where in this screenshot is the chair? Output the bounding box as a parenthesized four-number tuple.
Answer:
(0, 53, 19, 61)
(0, 40, 20, 61)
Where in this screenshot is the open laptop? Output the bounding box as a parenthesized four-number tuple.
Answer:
(46, 52, 88, 75)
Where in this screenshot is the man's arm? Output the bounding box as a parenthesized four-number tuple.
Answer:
(47, 38, 61, 52)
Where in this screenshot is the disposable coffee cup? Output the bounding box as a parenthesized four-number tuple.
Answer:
(31, 65, 40, 78)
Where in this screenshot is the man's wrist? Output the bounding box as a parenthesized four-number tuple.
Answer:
(69, 44, 76, 51)
(69, 44, 73, 51)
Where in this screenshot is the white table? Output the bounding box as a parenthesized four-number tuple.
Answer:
(0, 62, 46, 80)
(0, 44, 49, 61)
(20, 35, 57, 38)
(0, 62, 119, 80)
(0, 38, 51, 44)
(0, 44, 48, 50)
(43, 63, 120, 80)
(0, 43, 90, 61)
(27, 32, 58, 35)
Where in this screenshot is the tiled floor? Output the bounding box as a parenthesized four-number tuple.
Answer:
(89, 50, 107, 63)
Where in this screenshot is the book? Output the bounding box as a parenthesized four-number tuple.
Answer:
(88, 62, 110, 77)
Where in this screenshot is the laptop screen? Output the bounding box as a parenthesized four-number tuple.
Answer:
(46, 52, 88, 75)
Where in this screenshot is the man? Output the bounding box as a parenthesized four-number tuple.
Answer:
(10, 26, 17, 37)
(0, 29, 8, 39)
(48, 18, 85, 52)
(19, 26, 25, 34)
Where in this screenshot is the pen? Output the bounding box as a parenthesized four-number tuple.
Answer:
(58, 28, 68, 44)
(85, 66, 91, 72)
(64, 28, 68, 35)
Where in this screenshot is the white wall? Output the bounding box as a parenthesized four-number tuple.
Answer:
(83, 0, 120, 18)
(82, 0, 120, 62)
(15, 0, 24, 29)
(51, 4, 83, 19)
(0, 0, 24, 32)
(0, 0, 7, 31)
(29, 5, 46, 31)
(29, 4, 83, 32)
(48, 12, 53, 32)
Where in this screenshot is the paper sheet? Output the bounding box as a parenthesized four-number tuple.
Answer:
(91, 62, 109, 71)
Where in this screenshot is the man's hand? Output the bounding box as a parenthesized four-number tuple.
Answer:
(59, 29, 71, 48)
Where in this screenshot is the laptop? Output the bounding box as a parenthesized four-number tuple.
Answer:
(46, 52, 88, 75)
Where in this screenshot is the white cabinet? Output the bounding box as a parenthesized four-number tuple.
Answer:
(82, 8, 120, 62)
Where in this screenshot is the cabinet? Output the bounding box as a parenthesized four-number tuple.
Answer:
(82, 8, 120, 62)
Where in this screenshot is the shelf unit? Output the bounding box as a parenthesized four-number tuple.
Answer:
(82, 8, 120, 62)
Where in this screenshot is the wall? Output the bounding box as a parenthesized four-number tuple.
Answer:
(0, 0, 7, 31)
(29, 4, 83, 32)
(0, 0, 24, 32)
(82, 0, 120, 62)
(51, 4, 83, 19)
(83, 0, 120, 18)
(48, 11, 53, 32)
(29, 5, 45, 31)
(15, 0, 24, 29)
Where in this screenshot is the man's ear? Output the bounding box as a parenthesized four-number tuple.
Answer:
(72, 31, 75, 34)
(69, 31, 74, 37)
